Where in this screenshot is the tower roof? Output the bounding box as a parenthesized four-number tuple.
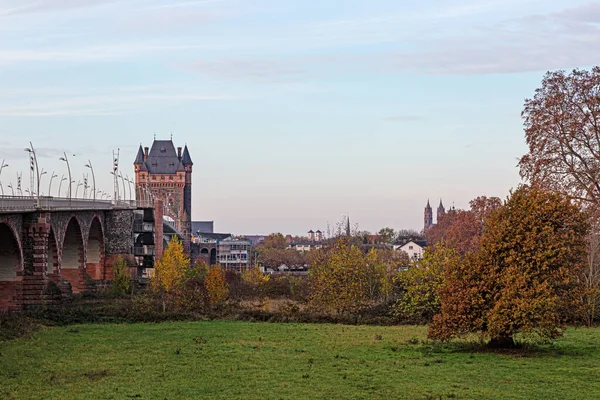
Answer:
(426, 199, 431, 209)
(145, 140, 182, 174)
(439, 199, 444, 207)
(134, 145, 144, 165)
(139, 162, 148, 172)
(182, 145, 193, 166)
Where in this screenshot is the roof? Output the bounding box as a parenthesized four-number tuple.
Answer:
(397, 240, 428, 248)
(182, 145, 193, 166)
(197, 232, 232, 241)
(192, 221, 214, 234)
(308, 230, 314, 233)
(145, 140, 181, 174)
(315, 230, 322, 233)
(134, 145, 145, 164)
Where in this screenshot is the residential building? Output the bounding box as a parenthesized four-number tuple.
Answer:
(217, 237, 252, 270)
(394, 240, 427, 260)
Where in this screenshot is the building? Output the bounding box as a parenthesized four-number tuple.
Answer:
(394, 240, 427, 260)
(290, 242, 323, 252)
(192, 221, 214, 234)
(217, 237, 252, 270)
(424, 199, 445, 231)
(134, 139, 193, 254)
(307, 229, 324, 242)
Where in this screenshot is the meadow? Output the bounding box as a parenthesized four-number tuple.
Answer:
(1, 321, 599, 399)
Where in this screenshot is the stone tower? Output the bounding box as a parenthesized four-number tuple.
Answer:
(424, 200, 433, 231)
(437, 199, 445, 224)
(134, 139, 193, 254)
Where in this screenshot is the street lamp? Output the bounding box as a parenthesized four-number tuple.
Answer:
(85, 160, 96, 201)
(7, 183, 14, 196)
(24, 142, 40, 205)
(58, 176, 67, 198)
(48, 172, 58, 197)
(0, 160, 8, 196)
(38, 169, 47, 196)
(75, 181, 83, 198)
(124, 174, 133, 202)
(59, 152, 72, 199)
(118, 172, 127, 201)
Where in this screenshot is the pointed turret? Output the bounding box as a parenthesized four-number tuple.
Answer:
(346, 215, 351, 236)
(182, 145, 193, 166)
(424, 199, 433, 231)
(134, 145, 145, 165)
(437, 199, 446, 224)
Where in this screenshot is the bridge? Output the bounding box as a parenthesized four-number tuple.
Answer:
(0, 195, 160, 311)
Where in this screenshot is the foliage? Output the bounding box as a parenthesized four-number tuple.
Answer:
(204, 266, 229, 305)
(111, 256, 131, 297)
(150, 236, 190, 310)
(518, 67, 600, 204)
(377, 227, 395, 243)
(309, 239, 374, 317)
(394, 245, 459, 323)
(429, 186, 589, 346)
(426, 196, 501, 254)
(3, 322, 600, 399)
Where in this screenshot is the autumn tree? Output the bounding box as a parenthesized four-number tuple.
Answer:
(309, 239, 372, 319)
(426, 196, 501, 254)
(151, 236, 190, 311)
(518, 67, 600, 325)
(204, 266, 229, 305)
(518, 67, 600, 204)
(394, 245, 459, 323)
(111, 256, 131, 296)
(378, 227, 396, 243)
(429, 186, 589, 347)
(395, 229, 424, 243)
(256, 233, 305, 269)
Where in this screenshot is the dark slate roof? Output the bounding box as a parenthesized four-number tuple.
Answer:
(198, 232, 232, 241)
(134, 145, 145, 164)
(192, 221, 214, 234)
(182, 145, 193, 166)
(396, 239, 428, 248)
(139, 162, 148, 172)
(145, 140, 181, 174)
(177, 160, 186, 172)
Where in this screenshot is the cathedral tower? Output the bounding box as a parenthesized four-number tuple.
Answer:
(437, 199, 445, 224)
(134, 139, 193, 254)
(424, 200, 433, 231)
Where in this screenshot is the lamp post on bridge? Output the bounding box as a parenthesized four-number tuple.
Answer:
(24, 143, 40, 206)
(59, 153, 72, 200)
(48, 172, 57, 197)
(58, 176, 66, 198)
(0, 160, 8, 196)
(75, 181, 83, 198)
(38, 169, 47, 195)
(85, 160, 96, 201)
(7, 183, 14, 196)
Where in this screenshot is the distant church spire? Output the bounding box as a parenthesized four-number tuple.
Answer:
(437, 199, 446, 224)
(424, 200, 433, 231)
(346, 215, 351, 236)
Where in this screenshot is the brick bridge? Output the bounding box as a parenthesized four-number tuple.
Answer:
(0, 196, 155, 311)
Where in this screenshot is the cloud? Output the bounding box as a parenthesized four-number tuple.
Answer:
(0, 90, 244, 117)
(189, 58, 306, 83)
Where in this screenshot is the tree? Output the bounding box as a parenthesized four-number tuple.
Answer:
(395, 229, 424, 243)
(151, 236, 190, 311)
(394, 245, 459, 323)
(378, 227, 396, 244)
(518, 68, 600, 205)
(309, 239, 372, 318)
(111, 256, 131, 296)
(204, 266, 229, 305)
(429, 186, 589, 346)
(426, 196, 501, 255)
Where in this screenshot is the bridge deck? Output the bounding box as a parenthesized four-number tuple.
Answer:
(0, 196, 154, 213)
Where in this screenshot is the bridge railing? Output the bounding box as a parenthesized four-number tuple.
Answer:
(0, 195, 155, 213)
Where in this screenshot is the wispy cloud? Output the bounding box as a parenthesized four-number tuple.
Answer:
(189, 58, 306, 83)
(0, 90, 245, 117)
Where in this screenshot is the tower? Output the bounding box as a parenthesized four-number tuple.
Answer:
(134, 139, 193, 254)
(424, 200, 433, 230)
(437, 199, 445, 224)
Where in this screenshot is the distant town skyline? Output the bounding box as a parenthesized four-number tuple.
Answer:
(1, 0, 598, 235)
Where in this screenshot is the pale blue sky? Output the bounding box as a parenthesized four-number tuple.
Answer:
(0, 0, 598, 235)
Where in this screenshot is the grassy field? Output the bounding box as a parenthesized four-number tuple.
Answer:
(1, 321, 599, 399)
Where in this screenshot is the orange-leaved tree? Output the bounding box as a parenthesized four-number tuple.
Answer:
(151, 236, 190, 311)
(309, 239, 372, 319)
(429, 186, 589, 347)
(204, 265, 229, 306)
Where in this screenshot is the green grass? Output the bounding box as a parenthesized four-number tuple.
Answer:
(1, 322, 599, 399)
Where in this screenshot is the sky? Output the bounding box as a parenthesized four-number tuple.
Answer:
(0, 0, 599, 235)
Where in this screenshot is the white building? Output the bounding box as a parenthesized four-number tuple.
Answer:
(217, 237, 252, 270)
(393, 240, 427, 260)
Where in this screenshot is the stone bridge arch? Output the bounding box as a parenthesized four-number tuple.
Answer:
(0, 222, 23, 311)
(86, 216, 105, 281)
(60, 216, 85, 293)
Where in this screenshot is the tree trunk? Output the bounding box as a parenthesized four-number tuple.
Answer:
(488, 336, 515, 348)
